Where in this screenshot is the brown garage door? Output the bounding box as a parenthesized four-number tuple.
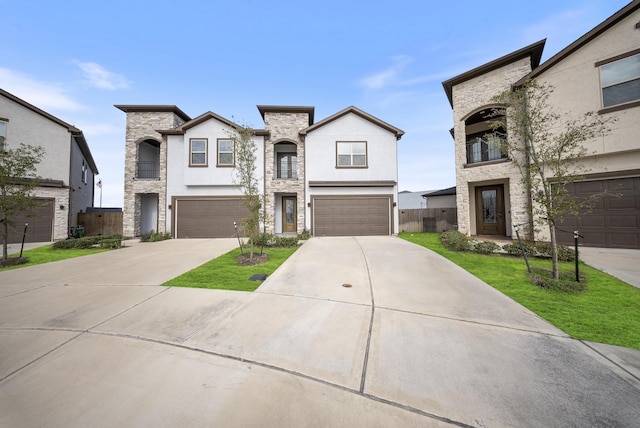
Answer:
(557, 177, 640, 249)
(312, 195, 391, 236)
(173, 197, 247, 238)
(7, 198, 55, 244)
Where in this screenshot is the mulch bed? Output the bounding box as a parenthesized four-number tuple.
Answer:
(236, 253, 269, 266)
(0, 257, 29, 268)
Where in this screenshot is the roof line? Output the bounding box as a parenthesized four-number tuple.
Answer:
(300, 105, 405, 140)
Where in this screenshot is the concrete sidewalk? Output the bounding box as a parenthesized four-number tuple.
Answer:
(579, 246, 640, 288)
(1, 237, 639, 427)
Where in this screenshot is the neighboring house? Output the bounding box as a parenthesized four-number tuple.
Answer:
(422, 186, 456, 209)
(0, 88, 99, 243)
(398, 190, 433, 209)
(442, 1, 640, 248)
(116, 104, 404, 238)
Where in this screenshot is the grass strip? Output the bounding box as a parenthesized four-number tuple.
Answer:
(2, 245, 107, 270)
(399, 232, 640, 350)
(163, 247, 298, 292)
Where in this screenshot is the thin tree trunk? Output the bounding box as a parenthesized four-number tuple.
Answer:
(549, 221, 560, 279)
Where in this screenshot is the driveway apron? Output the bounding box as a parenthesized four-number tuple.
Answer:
(1, 236, 639, 427)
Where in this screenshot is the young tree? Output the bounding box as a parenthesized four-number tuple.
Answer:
(491, 80, 614, 279)
(0, 143, 45, 260)
(230, 123, 263, 258)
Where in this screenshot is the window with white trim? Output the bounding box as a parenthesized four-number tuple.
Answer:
(217, 138, 234, 166)
(600, 52, 640, 108)
(189, 138, 208, 166)
(336, 141, 367, 167)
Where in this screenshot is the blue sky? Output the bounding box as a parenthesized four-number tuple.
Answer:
(2, 0, 630, 207)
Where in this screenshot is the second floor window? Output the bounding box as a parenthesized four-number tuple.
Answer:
(600, 52, 640, 109)
(190, 139, 208, 166)
(277, 153, 297, 179)
(217, 138, 234, 166)
(464, 108, 507, 165)
(0, 120, 6, 151)
(337, 141, 367, 168)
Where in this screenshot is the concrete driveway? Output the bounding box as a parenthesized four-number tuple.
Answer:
(1, 237, 639, 427)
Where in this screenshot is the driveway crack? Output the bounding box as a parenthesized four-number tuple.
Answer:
(354, 237, 375, 394)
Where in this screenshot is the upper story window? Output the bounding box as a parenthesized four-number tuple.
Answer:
(217, 138, 234, 167)
(336, 141, 367, 168)
(599, 52, 640, 109)
(0, 120, 6, 151)
(190, 138, 208, 166)
(464, 108, 507, 165)
(277, 153, 298, 179)
(81, 160, 88, 184)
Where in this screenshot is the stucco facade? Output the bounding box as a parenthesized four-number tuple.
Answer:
(1, 89, 98, 242)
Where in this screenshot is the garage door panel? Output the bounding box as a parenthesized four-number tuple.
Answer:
(558, 177, 640, 249)
(175, 198, 247, 239)
(7, 198, 54, 243)
(313, 196, 391, 236)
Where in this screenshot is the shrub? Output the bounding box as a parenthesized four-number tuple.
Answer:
(472, 240, 500, 255)
(534, 242, 575, 262)
(99, 238, 122, 249)
(53, 235, 123, 250)
(249, 233, 303, 248)
(140, 231, 171, 242)
(502, 242, 536, 258)
(529, 267, 585, 293)
(439, 230, 472, 252)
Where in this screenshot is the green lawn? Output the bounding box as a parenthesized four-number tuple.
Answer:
(399, 232, 640, 350)
(1, 245, 107, 270)
(164, 247, 299, 292)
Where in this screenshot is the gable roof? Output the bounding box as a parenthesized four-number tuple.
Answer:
(442, 40, 546, 107)
(299, 105, 405, 140)
(257, 105, 315, 126)
(114, 104, 191, 122)
(158, 110, 268, 136)
(1, 88, 98, 174)
(515, 1, 640, 86)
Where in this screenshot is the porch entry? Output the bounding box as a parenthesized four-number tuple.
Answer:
(282, 196, 297, 233)
(475, 185, 505, 235)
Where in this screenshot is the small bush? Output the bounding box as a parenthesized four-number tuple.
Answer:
(472, 240, 500, 255)
(249, 232, 303, 248)
(502, 242, 536, 258)
(439, 230, 472, 252)
(99, 239, 122, 249)
(534, 242, 575, 262)
(53, 235, 123, 250)
(140, 231, 171, 242)
(529, 267, 585, 293)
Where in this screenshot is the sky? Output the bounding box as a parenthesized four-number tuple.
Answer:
(1, 0, 631, 208)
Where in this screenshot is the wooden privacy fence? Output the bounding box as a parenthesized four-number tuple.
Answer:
(399, 208, 458, 233)
(77, 212, 123, 237)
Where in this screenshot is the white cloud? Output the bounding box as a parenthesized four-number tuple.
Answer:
(0, 67, 84, 111)
(359, 55, 414, 90)
(74, 61, 131, 90)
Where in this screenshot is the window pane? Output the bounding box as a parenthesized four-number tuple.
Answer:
(219, 153, 233, 165)
(191, 140, 205, 152)
(352, 143, 366, 154)
(601, 54, 640, 87)
(338, 155, 351, 166)
(337, 143, 350, 155)
(482, 190, 497, 224)
(219, 139, 233, 152)
(603, 79, 640, 107)
(192, 153, 206, 164)
(353, 155, 366, 166)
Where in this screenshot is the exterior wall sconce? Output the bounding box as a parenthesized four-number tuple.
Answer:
(59, 205, 65, 210)
(307, 202, 311, 207)
(168, 204, 172, 210)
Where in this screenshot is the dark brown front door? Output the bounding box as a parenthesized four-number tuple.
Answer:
(282, 196, 297, 233)
(475, 185, 505, 235)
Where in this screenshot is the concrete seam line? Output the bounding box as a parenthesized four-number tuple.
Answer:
(254, 289, 372, 308)
(580, 341, 640, 384)
(0, 284, 49, 300)
(84, 330, 473, 427)
(0, 330, 84, 383)
(354, 237, 375, 394)
(375, 305, 570, 338)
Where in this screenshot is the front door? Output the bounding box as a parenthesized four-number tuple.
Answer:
(282, 196, 297, 233)
(475, 185, 505, 235)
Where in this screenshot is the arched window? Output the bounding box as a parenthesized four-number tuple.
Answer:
(274, 141, 297, 179)
(464, 108, 507, 165)
(137, 139, 161, 178)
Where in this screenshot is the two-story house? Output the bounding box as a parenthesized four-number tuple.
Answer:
(116, 104, 403, 238)
(0, 88, 99, 243)
(442, 1, 640, 249)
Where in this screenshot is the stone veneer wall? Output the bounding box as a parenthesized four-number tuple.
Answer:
(123, 111, 185, 237)
(33, 186, 70, 241)
(262, 112, 308, 234)
(451, 57, 532, 237)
